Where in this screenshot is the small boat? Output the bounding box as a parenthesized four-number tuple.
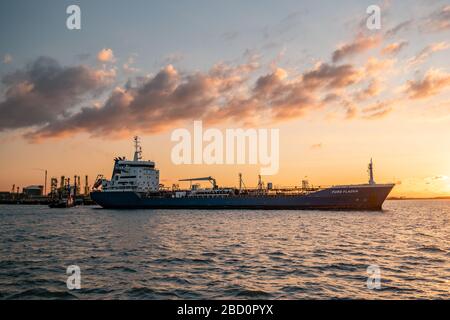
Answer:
(48, 180, 76, 208)
(48, 197, 75, 208)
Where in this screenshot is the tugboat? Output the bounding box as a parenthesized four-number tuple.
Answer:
(48, 177, 76, 208)
(90, 137, 395, 210)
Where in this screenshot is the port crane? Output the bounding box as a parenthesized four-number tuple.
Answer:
(179, 176, 218, 189)
(93, 174, 104, 190)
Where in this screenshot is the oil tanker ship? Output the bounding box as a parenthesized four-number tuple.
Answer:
(91, 137, 394, 210)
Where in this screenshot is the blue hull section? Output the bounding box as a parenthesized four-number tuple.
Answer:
(91, 184, 394, 210)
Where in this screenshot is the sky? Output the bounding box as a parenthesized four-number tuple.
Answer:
(1, 0, 450, 197)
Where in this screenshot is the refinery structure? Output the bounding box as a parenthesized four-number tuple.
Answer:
(0, 174, 93, 206)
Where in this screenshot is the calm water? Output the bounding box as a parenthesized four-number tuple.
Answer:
(0, 200, 448, 299)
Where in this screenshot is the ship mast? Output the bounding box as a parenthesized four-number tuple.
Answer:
(368, 158, 375, 185)
(238, 173, 246, 193)
(133, 136, 142, 161)
(257, 175, 264, 190)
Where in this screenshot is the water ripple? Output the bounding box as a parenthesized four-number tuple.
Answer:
(0, 200, 449, 299)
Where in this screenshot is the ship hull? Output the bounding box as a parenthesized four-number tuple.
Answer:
(91, 184, 394, 211)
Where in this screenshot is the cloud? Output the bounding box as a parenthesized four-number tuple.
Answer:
(407, 42, 450, 67)
(0, 56, 114, 131)
(4, 25, 412, 142)
(248, 67, 319, 121)
(385, 20, 413, 37)
(26, 61, 261, 140)
(97, 48, 115, 63)
(422, 5, 450, 32)
(354, 79, 382, 101)
(253, 67, 288, 95)
(2, 54, 13, 64)
(344, 102, 357, 119)
(381, 41, 408, 55)
(322, 93, 340, 104)
(302, 62, 362, 89)
(362, 100, 394, 119)
(405, 69, 450, 99)
(24, 54, 369, 141)
(332, 34, 381, 63)
(365, 57, 395, 76)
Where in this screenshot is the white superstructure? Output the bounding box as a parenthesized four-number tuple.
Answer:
(101, 137, 160, 192)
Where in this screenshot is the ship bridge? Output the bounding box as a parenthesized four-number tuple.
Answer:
(101, 137, 160, 192)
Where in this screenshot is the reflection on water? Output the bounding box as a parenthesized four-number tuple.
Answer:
(0, 200, 449, 299)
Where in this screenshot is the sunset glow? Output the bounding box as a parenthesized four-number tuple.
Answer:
(1, 0, 449, 197)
